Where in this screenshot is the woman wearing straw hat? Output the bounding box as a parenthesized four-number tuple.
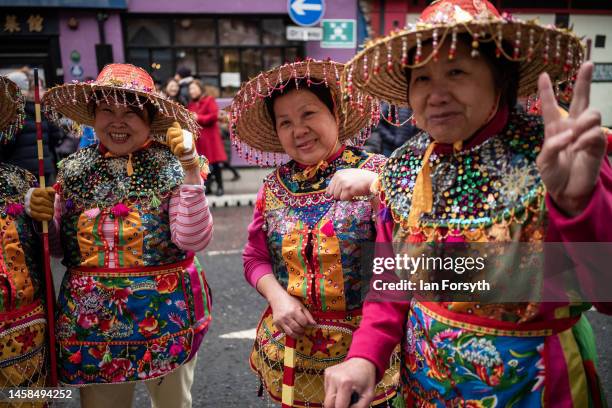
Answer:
(28, 64, 213, 407)
(0, 76, 49, 399)
(233, 59, 400, 407)
(324, 1, 611, 407)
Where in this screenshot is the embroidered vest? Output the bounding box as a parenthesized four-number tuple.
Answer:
(260, 147, 386, 312)
(57, 143, 188, 268)
(0, 163, 42, 312)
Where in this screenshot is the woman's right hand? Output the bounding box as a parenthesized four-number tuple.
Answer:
(327, 169, 378, 201)
(28, 187, 55, 222)
(324, 358, 377, 408)
(269, 291, 316, 338)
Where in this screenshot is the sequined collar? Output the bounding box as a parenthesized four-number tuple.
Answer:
(57, 142, 184, 210)
(381, 110, 545, 231)
(265, 146, 385, 208)
(0, 163, 35, 208)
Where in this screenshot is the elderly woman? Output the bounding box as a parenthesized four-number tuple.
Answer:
(29, 64, 213, 408)
(231, 59, 399, 407)
(324, 1, 611, 407)
(0, 76, 49, 396)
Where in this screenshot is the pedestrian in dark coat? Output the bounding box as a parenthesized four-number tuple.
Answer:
(1, 71, 62, 183)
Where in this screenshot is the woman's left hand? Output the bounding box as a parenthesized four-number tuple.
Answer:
(166, 121, 194, 158)
(166, 122, 203, 184)
(537, 62, 606, 216)
(326, 169, 378, 201)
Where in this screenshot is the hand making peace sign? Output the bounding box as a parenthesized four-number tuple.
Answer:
(536, 62, 607, 217)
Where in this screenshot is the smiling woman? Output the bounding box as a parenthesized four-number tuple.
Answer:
(27, 64, 215, 408)
(266, 80, 339, 166)
(90, 98, 153, 156)
(230, 59, 401, 407)
(324, 1, 612, 407)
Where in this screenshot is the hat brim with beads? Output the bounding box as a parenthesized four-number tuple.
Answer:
(0, 76, 25, 145)
(42, 64, 200, 142)
(341, 0, 584, 109)
(228, 59, 378, 166)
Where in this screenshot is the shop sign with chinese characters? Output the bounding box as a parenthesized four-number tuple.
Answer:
(1, 12, 57, 35)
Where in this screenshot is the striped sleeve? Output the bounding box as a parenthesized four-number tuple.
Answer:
(169, 185, 214, 252)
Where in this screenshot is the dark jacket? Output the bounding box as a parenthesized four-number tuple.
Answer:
(376, 105, 420, 157)
(1, 101, 62, 176)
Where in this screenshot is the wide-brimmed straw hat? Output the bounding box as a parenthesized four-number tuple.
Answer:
(42, 63, 199, 141)
(228, 59, 378, 166)
(342, 0, 584, 109)
(0, 75, 25, 145)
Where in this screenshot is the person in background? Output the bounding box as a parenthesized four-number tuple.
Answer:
(164, 78, 182, 104)
(188, 80, 227, 196)
(207, 84, 240, 182)
(377, 104, 419, 157)
(2, 69, 63, 184)
(175, 67, 194, 107)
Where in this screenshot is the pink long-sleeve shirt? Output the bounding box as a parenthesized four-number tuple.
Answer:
(243, 187, 273, 288)
(49, 184, 213, 263)
(347, 153, 612, 382)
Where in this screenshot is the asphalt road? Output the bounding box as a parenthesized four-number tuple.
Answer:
(50, 206, 611, 407)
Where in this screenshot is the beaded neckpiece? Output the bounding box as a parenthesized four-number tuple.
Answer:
(0, 163, 34, 210)
(266, 147, 385, 208)
(57, 142, 184, 210)
(381, 110, 545, 232)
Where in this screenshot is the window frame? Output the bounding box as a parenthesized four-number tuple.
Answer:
(123, 14, 304, 94)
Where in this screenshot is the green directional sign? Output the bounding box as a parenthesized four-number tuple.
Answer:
(321, 19, 356, 49)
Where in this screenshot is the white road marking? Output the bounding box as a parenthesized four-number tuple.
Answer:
(219, 328, 257, 339)
(206, 249, 243, 256)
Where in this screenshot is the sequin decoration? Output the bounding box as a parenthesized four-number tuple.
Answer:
(0, 163, 36, 211)
(57, 142, 184, 211)
(380, 110, 545, 232)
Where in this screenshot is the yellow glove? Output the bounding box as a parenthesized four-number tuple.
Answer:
(166, 122, 199, 170)
(166, 122, 194, 158)
(29, 187, 55, 222)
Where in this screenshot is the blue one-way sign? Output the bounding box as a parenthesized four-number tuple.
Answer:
(288, 0, 325, 27)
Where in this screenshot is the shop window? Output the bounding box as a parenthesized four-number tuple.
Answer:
(219, 18, 260, 46)
(175, 49, 197, 75)
(197, 48, 219, 76)
(126, 19, 170, 46)
(242, 48, 262, 79)
(126, 48, 149, 72)
(285, 47, 299, 64)
(262, 19, 286, 45)
(151, 49, 173, 82)
(263, 48, 283, 70)
(124, 16, 302, 93)
(175, 19, 216, 46)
